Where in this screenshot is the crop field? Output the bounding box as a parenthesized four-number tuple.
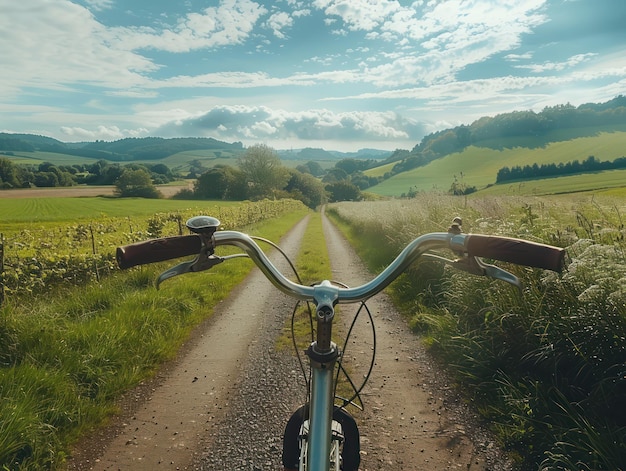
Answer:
(2, 151, 89, 166)
(477, 168, 626, 196)
(327, 192, 626, 470)
(369, 131, 626, 196)
(0, 196, 241, 225)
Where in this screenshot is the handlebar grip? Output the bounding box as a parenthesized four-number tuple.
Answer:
(465, 234, 565, 272)
(116, 235, 202, 269)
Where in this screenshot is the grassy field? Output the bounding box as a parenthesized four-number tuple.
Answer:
(363, 161, 394, 177)
(4, 150, 239, 170)
(0, 196, 241, 225)
(4, 151, 91, 166)
(4, 149, 338, 173)
(477, 169, 626, 196)
(368, 131, 626, 196)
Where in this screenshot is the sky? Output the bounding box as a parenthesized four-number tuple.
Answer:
(1, 0, 625, 152)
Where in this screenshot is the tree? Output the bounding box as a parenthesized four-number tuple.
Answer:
(238, 144, 290, 199)
(114, 169, 162, 198)
(322, 167, 349, 184)
(325, 181, 361, 202)
(194, 165, 238, 199)
(34, 171, 59, 188)
(296, 160, 325, 177)
(0, 157, 20, 188)
(285, 169, 327, 208)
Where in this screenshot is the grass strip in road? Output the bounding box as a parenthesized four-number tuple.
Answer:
(275, 211, 367, 409)
(275, 211, 332, 352)
(0, 209, 309, 470)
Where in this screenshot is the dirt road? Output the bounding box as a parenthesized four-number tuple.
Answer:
(68, 212, 510, 470)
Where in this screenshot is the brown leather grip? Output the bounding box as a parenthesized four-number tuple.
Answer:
(116, 235, 202, 269)
(465, 235, 565, 272)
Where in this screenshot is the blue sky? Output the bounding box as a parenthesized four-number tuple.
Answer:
(1, 0, 625, 151)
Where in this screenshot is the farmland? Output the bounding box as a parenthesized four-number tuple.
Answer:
(366, 130, 626, 196)
(1, 187, 626, 469)
(0, 193, 229, 225)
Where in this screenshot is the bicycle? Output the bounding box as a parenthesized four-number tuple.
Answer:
(116, 215, 565, 471)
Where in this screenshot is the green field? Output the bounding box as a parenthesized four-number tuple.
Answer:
(4, 151, 92, 166)
(368, 131, 626, 196)
(477, 169, 626, 196)
(4, 149, 240, 170)
(160, 149, 241, 172)
(5, 149, 338, 173)
(363, 161, 394, 177)
(0, 197, 239, 226)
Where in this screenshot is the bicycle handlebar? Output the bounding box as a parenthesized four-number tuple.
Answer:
(117, 235, 202, 269)
(116, 228, 565, 303)
(464, 234, 564, 271)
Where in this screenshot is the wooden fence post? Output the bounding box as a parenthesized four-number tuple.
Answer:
(90, 225, 100, 283)
(0, 233, 4, 306)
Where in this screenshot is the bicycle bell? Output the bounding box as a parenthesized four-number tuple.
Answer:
(186, 216, 220, 235)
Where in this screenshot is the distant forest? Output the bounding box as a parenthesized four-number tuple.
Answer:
(0, 136, 244, 162)
(496, 155, 626, 183)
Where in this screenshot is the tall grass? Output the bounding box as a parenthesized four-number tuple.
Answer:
(327, 194, 626, 470)
(0, 209, 309, 470)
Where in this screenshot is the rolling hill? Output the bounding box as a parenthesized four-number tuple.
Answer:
(367, 130, 626, 196)
(0, 134, 390, 172)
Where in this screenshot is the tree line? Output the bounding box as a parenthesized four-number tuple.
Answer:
(496, 155, 626, 183)
(1, 144, 373, 206)
(177, 144, 366, 208)
(0, 157, 176, 191)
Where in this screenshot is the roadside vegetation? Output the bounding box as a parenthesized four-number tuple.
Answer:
(0, 203, 309, 469)
(327, 194, 626, 470)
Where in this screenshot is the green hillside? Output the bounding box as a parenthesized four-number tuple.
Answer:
(363, 161, 395, 177)
(368, 131, 626, 196)
(477, 169, 626, 196)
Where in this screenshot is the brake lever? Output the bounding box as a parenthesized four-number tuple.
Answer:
(422, 253, 522, 292)
(156, 249, 225, 288)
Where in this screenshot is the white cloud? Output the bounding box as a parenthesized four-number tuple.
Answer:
(265, 11, 294, 38)
(154, 105, 427, 144)
(0, 1, 154, 97)
(313, 0, 401, 32)
(303, 0, 550, 88)
(84, 0, 115, 11)
(110, 0, 268, 53)
(60, 125, 148, 140)
(516, 53, 598, 73)
(156, 71, 317, 88)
